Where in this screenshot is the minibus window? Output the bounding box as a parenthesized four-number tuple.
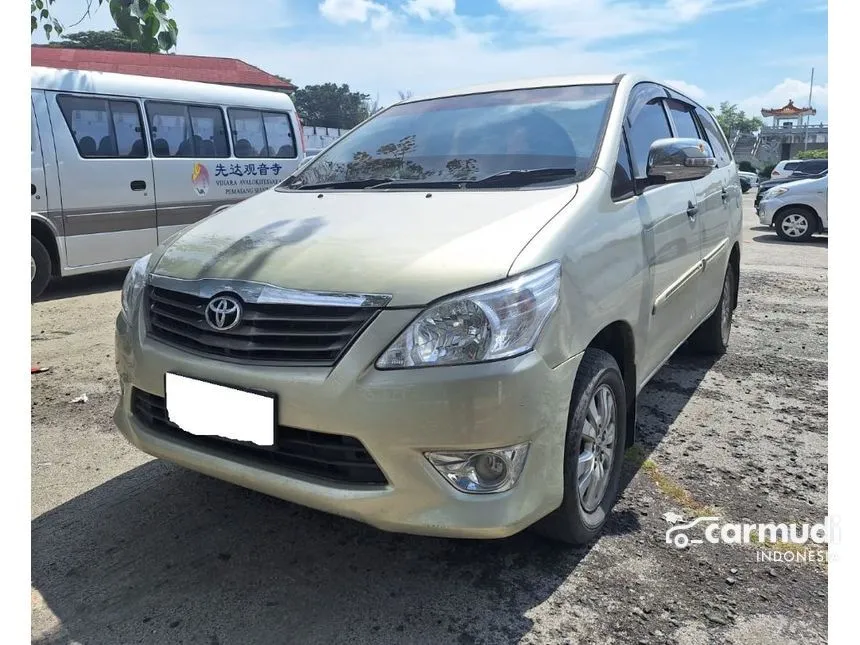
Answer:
(58, 94, 146, 159)
(229, 109, 267, 157)
(263, 112, 297, 158)
(146, 102, 229, 158)
(228, 108, 297, 158)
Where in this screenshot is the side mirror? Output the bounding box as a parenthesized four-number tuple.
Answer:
(646, 138, 716, 185)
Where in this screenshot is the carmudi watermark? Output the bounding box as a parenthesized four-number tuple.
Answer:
(664, 514, 836, 562)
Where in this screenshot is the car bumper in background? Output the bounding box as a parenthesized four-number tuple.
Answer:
(757, 198, 783, 226)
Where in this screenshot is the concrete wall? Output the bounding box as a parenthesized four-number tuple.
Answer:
(303, 125, 348, 150)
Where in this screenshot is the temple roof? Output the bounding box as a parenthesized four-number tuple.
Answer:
(761, 99, 816, 117)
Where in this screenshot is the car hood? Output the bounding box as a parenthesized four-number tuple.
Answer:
(761, 176, 824, 193)
(152, 185, 578, 306)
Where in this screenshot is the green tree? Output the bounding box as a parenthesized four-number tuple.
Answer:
(292, 83, 371, 129)
(796, 149, 828, 159)
(48, 28, 145, 50)
(32, 0, 178, 53)
(706, 102, 764, 142)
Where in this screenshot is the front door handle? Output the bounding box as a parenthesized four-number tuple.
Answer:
(686, 201, 698, 219)
(721, 186, 728, 202)
(130, 180, 147, 191)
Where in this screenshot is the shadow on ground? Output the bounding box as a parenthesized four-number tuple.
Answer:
(32, 351, 717, 645)
(751, 234, 828, 248)
(37, 269, 128, 302)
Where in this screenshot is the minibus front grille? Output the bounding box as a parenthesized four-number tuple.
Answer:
(131, 389, 388, 486)
(146, 286, 379, 366)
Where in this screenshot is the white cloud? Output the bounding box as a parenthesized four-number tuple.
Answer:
(497, 0, 764, 42)
(404, 0, 456, 20)
(663, 79, 707, 101)
(736, 78, 829, 123)
(319, 0, 393, 30)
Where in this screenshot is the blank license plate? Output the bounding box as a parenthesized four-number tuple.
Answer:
(165, 373, 275, 446)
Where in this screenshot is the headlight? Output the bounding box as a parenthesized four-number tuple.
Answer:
(121, 254, 151, 320)
(376, 262, 560, 369)
(763, 186, 789, 199)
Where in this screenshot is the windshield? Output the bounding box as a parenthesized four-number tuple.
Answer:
(284, 84, 616, 189)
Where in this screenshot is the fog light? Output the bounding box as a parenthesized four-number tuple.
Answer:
(426, 443, 529, 494)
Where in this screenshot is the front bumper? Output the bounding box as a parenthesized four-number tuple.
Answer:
(114, 308, 581, 539)
(757, 197, 783, 226)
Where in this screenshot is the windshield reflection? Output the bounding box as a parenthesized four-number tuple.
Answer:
(287, 84, 616, 189)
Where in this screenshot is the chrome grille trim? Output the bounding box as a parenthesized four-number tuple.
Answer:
(149, 274, 392, 309)
(145, 277, 389, 366)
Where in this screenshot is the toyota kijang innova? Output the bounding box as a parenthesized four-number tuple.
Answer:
(115, 74, 742, 545)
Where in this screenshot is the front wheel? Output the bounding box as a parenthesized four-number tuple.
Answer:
(533, 348, 627, 545)
(775, 209, 816, 242)
(31, 235, 52, 300)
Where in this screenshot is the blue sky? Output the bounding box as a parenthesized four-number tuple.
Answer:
(32, 0, 828, 122)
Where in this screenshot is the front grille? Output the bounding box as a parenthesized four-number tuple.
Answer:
(146, 286, 379, 366)
(131, 389, 387, 485)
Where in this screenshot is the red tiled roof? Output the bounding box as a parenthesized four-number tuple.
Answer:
(31, 46, 295, 91)
(761, 99, 816, 118)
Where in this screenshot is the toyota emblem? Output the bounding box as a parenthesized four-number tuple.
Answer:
(205, 295, 243, 331)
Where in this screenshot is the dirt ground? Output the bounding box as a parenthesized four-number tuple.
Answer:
(31, 193, 828, 645)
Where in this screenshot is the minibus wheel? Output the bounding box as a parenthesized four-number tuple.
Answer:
(31, 235, 51, 300)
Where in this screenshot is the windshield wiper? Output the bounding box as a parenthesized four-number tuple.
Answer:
(285, 177, 394, 190)
(366, 167, 579, 190)
(285, 167, 579, 191)
(470, 167, 578, 186)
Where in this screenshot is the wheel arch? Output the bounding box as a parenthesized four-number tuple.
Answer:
(31, 215, 60, 277)
(728, 242, 740, 310)
(774, 203, 821, 234)
(586, 321, 637, 447)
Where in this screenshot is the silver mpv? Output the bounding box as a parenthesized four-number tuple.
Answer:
(115, 74, 742, 545)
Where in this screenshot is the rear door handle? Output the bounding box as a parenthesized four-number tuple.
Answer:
(130, 180, 147, 191)
(31, 184, 36, 196)
(686, 201, 698, 219)
(721, 186, 728, 202)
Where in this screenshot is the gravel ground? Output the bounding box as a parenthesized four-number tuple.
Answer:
(31, 194, 828, 645)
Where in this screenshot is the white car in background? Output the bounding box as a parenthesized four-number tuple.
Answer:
(738, 171, 758, 186)
(770, 159, 804, 179)
(757, 174, 828, 242)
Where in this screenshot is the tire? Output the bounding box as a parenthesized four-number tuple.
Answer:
(534, 348, 627, 545)
(31, 235, 52, 300)
(688, 263, 735, 355)
(775, 208, 816, 242)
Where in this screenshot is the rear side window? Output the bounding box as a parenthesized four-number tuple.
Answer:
(228, 108, 297, 158)
(146, 102, 229, 158)
(666, 100, 701, 140)
(626, 99, 672, 177)
(784, 162, 800, 171)
(799, 160, 827, 173)
(695, 107, 732, 167)
(57, 95, 146, 158)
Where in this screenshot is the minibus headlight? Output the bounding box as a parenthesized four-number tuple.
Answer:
(376, 262, 560, 369)
(121, 254, 151, 321)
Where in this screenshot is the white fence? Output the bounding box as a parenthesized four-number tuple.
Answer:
(303, 125, 348, 150)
